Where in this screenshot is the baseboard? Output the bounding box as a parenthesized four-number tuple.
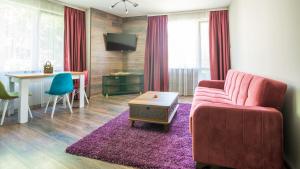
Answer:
(196, 158, 294, 169)
(284, 156, 295, 169)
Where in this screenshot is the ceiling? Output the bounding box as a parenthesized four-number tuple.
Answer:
(58, 0, 232, 17)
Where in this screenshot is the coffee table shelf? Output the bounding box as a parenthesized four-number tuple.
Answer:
(128, 91, 179, 131)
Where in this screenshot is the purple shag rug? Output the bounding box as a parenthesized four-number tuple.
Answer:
(66, 103, 195, 169)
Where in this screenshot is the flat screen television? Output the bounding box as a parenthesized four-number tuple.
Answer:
(104, 33, 137, 51)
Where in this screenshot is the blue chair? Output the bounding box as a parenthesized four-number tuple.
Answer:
(44, 73, 74, 118)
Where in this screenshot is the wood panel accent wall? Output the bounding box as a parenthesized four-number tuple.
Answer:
(122, 16, 147, 73)
(89, 9, 147, 96)
(90, 9, 123, 96)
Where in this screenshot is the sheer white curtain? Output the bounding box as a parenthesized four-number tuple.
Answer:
(168, 12, 210, 96)
(0, 0, 64, 106)
(0, 0, 64, 72)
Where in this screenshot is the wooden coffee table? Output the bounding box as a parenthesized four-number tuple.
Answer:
(128, 91, 179, 130)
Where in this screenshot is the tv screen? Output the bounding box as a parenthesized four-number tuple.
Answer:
(105, 33, 137, 51)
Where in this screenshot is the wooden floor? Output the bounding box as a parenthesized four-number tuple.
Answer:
(0, 94, 193, 169)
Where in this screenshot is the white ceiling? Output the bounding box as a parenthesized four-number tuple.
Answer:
(58, 0, 232, 17)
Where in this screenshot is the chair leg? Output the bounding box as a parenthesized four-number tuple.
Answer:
(1, 101, 9, 126)
(7, 100, 12, 116)
(28, 106, 33, 119)
(51, 96, 58, 119)
(44, 96, 51, 114)
(65, 94, 73, 114)
(71, 90, 76, 107)
(62, 95, 67, 108)
(84, 91, 89, 104)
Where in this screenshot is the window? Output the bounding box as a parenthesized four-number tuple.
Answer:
(168, 19, 210, 73)
(168, 14, 210, 96)
(0, 0, 64, 73)
(199, 22, 210, 78)
(39, 12, 64, 70)
(168, 20, 200, 69)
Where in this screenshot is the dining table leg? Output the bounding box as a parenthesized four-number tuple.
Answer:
(79, 74, 85, 108)
(8, 77, 15, 116)
(18, 79, 29, 123)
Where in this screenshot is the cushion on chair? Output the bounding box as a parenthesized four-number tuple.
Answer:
(47, 73, 74, 95)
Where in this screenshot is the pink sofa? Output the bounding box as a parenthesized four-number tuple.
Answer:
(190, 70, 287, 169)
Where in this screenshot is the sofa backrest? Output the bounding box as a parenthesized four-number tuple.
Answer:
(224, 70, 287, 110)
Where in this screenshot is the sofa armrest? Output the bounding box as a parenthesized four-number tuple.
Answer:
(190, 102, 283, 168)
(198, 80, 225, 89)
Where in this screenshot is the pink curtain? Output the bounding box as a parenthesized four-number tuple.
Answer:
(64, 6, 86, 72)
(209, 10, 231, 80)
(144, 15, 169, 92)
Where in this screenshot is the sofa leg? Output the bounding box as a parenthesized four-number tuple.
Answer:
(196, 162, 233, 169)
(196, 162, 210, 169)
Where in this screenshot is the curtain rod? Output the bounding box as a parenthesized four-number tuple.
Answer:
(208, 7, 229, 12)
(48, 0, 86, 11)
(147, 7, 228, 17)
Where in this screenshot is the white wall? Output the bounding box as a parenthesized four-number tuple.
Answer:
(229, 0, 300, 168)
(86, 8, 91, 97)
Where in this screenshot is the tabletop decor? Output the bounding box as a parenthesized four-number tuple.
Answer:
(43, 61, 53, 73)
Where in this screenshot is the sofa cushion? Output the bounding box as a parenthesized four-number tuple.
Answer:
(230, 72, 246, 102)
(193, 87, 232, 106)
(226, 70, 239, 97)
(257, 77, 287, 110)
(195, 87, 228, 97)
(236, 74, 253, 106)
(229, 71, 286, 109)
(210, 70, 287, 109)
(224, 69, 234, 94)
(244, 76, 266, 107)
(192, 95, 232, 105)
